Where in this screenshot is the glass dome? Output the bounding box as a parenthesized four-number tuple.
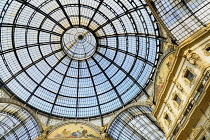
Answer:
(108, 106, 165, 140)
(0, 0, 160, 118)
(0, 103, 40, 140)
(152, 0, 210, 42)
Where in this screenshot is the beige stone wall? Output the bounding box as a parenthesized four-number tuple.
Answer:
(153, 25, 210, 139)
(188, 105, 210, 140)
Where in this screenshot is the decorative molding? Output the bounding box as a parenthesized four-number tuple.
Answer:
(185, 50, 207, 69)
(171, 92, 183, 110)
(157, 120, 164, 131)
(145, 95, 154, 106)
(173, 80, 187, 96)
(40, 124, 53, 139)
(190, 120, 210, 140)
(163, 112, 172, 129)
(203, 43, 210, 56)
(166, 103, 176, 118)
(182, 66, 196, 86)
(190, 126, 203, 139)
(0, 89, 10, 98)
(170, 69, 210, 139)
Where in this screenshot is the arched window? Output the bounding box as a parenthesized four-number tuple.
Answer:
(0, 102, 41, 140)
(108, 106, 165, 140)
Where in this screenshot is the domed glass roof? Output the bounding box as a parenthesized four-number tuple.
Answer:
(0, 102, 41, 139)
(0, 0, 160, 118)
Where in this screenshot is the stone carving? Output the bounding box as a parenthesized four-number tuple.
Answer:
(145, 96, 154, 106)
(41, 124, 53, 139)
(162, 112, 172, 129)
(157, 121, 165, 132)
(191, 126, 202, 139)
(98, 125, 107, 133)
(171, 92, 183, 110)
(182, 66, 196, 86)
(163, 37, 175, 52)
(207, 125, 210, 133)
(166, 103, 176, 117)
(203, 43, 210, 56)
(98, 124, 109, 139)
(173, 81, 187, 96)
(186, 52, 200, 65)
(176, 82, 184, 92)
(185, 51, 206, 68)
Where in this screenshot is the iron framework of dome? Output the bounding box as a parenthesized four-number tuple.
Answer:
(0, 102, 40, 140)
(108, 106, 165, 140)
(0, 0, 160, 118)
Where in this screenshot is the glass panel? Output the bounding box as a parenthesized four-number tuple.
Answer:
(108, 106, 166, 140)
(0, 0, 159, 118)
(0, 103, 40, 140)
(152, 0, 209, 42)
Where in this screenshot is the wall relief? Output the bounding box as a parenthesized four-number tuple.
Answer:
(47, 124, 101, 139)
(35, 121, 113, 140)
(155, 53, 175, 101)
